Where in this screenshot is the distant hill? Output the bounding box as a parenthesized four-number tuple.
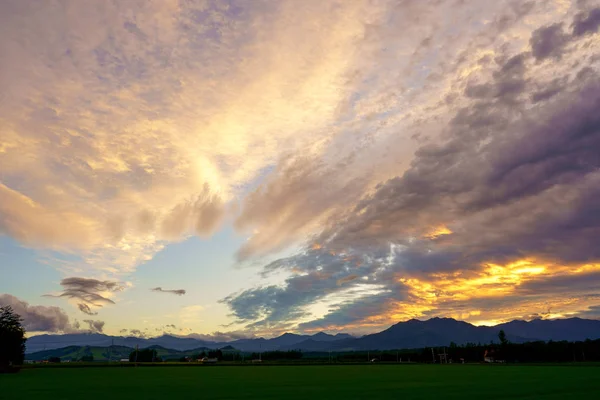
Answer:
(25, 345, 133, 362)
(332, 318, 531, 351)
(25, 331, 354, 353)
(25, 317, 600, 353)
(495, 318, 600, 342)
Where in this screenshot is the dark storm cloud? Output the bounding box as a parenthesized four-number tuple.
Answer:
(572, 7, 600, 36)
(150, 287, 186, 296)
(77, 303, 98, 315)
(530, 23, 569, 60)
(0, 293, 74, 332)
(83, 319, 105, 333)
(46, 277, 124, 308)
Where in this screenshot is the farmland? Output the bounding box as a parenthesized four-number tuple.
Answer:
(2, 364, 599, 400)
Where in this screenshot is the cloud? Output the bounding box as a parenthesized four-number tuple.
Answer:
(530, 23, 569, 60)
(0, 0, 388, 274)
(83, 319, 105, 333)
(0, 294, 75, 332)
(127, 329, 149, 338)
(2, 0, 599, 334)
(46, 277, 125, 313)
(150, 287, 186, 296)
(223, 6, 600, 333)
(77, 303, 97, 315)
(183, 331, 254, 342)
(572, 7, 600, 36)
(578, 305, 600, 319)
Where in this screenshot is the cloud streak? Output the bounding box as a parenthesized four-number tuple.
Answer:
(151, 287, 186, 296)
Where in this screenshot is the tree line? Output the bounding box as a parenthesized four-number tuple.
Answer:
(249, 350, 303, 360)
(325, 331, 600, 363)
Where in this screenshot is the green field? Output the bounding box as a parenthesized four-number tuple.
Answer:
(2, 364, 599, 400)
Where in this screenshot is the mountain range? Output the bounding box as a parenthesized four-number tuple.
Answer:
(25, 317, 600, 354)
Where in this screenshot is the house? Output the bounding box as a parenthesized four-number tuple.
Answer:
(484, 349, 505, 363)
(484, 349, 495, 363)
(200, 357, 218, 364)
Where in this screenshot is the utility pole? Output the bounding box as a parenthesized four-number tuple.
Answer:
(109, 339, 113, 363)
(431, 348, 435, 363)
(135, 344, 139, 365)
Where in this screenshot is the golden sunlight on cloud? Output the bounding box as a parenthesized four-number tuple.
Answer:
(351, 260, 600, 329)
(423, 225, 453, 240)
(0, 0, 386, 274)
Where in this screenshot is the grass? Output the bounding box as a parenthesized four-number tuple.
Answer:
(2, 364, 599, 400)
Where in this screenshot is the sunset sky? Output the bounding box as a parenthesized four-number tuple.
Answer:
(1, 0, 600, 340)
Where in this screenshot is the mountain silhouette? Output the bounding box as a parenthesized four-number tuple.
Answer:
(25, 317, 600, 353)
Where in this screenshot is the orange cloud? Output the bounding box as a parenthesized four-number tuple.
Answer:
(423, 225, 453, 239)
(323, 260, 600, 331)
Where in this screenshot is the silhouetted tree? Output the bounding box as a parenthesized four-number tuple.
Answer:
(207, 349, 223, 360)
(498, 330, 508, 346)
(80, 355, 94, 362)
(0, 306, 26, 373)
(48, 356, 61, 363)
(129, 349, 160, 362)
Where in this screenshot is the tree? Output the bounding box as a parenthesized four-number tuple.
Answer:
(498, 330, 509, 346)
(0, 306, 27, 373)
(129, 348, 160, 363)
(80, 355, 94, 362)
(48, 357, 61, 363)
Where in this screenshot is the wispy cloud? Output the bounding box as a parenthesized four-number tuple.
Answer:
(151, 287, 186, 296)
(0, 0, 387, 274)
(45, 277, 125, 314)
(77, 303, 97, 315)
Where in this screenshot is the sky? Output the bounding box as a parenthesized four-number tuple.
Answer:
(1, 0, 600, 339)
